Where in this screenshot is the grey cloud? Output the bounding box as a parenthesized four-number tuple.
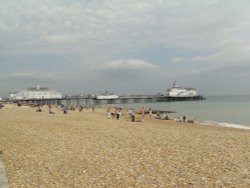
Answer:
(6, 72, 59, 80)
(1, 0, 250, 55)
(86, 59, 164, 94)
(1, 0, 250, 96)
(93, 59, 159, 79)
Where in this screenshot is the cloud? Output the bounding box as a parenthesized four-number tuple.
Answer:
(1, 0, 250, 96)
(102, 59, 159, 70)
(171, 52, 224, 64)
(91, 59, 160, 85)
(7, 72, 59, 80)
(1, 0, 250, 57)
(95, 59, 159, 75)
(171, 46, 250, 66)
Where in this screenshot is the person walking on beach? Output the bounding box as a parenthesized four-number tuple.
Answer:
(149, 108, 152, 119)
(131, 109, 135, 122)
(128, 108, 132, 121)
(182, 116, 186, 122)
(48, 104, 54, 114)
(141, 107, 145, 122)
(107, 107, 111, 118)
(116, 108, 121, 120)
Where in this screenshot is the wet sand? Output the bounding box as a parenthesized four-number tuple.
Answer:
(0, 104, 249, 187)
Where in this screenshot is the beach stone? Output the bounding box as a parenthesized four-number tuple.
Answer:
(0, 104, 249, 187)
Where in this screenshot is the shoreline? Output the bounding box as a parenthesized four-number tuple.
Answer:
(197, 120, 250, 130)
(100, 105, 250, 130)
(104, 105, 250, 131)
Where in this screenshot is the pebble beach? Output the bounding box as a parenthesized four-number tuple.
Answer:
(0, 104, 250, 187)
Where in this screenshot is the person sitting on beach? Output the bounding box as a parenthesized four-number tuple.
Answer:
(70, 105, 75, 111)
(111, 111, 116, 118)
(187, 119, 194, 123)
(0, 103, 4, 109)
(155, 112, 161, 119)
(36, 105, 42, 112)
(63, 106, 67, 114)
(160, 113, 169, 120)
(174, 117, 182, 122)
(79, 106, 83, 112)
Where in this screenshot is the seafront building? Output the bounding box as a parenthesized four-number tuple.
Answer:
(167, 81, 197, 97)
(9, 86, 62, 100)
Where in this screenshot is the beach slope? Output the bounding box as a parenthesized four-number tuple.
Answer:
(0, 105, 249, 187)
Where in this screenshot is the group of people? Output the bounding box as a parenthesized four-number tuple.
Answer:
(35, 104, 67, 114)
(36, 104, 97, 114)
(79, 105, 95, 112)
(155, 113, 170, 120)
(174, 116, 194, 123)
(107, 107, 122, 120)
(34, 104, 195, 124)
(105, 106, 195, 124)
(107, 107, 147, 122)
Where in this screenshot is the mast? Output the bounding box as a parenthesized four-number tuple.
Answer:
(172, 80, 178, 88)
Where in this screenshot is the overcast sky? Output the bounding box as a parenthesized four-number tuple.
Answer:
(1, 0, 250, 97)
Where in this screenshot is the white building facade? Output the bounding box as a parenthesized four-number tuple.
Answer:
(9, 86, 62, 100)
(167, 81, 198, 97)
(168, 88, 197, 97)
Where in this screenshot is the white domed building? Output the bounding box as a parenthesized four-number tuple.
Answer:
(9, 86, 62, 100)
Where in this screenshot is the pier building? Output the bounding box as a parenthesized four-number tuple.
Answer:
(9, 86, 62, 100)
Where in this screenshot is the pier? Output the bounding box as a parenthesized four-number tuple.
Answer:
(11, 95, 206, 106)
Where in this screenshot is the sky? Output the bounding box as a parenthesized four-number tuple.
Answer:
(1, 0, 250, 97)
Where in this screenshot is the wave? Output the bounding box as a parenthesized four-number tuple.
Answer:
(196, 120, 250, 130)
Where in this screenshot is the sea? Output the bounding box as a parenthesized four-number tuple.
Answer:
(108, 95, 250, 130)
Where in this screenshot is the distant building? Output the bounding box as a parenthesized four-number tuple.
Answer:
(9, 86, 62, 100)
(167, 81, 197, 97)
